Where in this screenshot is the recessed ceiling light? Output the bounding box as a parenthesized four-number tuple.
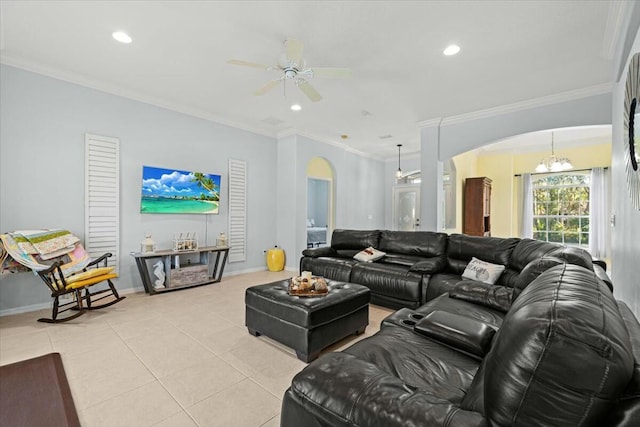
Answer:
(112, 31, 132, 44)
(443, 44, 460, 56)
(290, 104, 302, 111)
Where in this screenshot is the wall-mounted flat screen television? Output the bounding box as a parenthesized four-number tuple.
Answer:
(140, 166, 221, 214)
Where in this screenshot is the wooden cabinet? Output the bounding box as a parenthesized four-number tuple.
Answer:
(464, 177, 492, 236)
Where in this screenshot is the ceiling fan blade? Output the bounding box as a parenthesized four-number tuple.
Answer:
(227, 59, 271, 69)
(296, 79, 322, 102)
(309, 67, 352, 78)
(254, 79, 281, 96)
(285, 38, 304, 65)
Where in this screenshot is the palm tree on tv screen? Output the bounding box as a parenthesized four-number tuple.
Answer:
(191, 172, 219, 201)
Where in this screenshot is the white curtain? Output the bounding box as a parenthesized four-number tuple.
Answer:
(589, 167, 610, 259)
(519, 173, 533, 238)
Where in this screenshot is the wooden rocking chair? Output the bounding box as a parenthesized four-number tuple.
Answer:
(37, 252, 125, 323)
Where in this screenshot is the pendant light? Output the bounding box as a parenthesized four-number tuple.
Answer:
(396, 144, 403, 179)
(535, 132, 573, 173)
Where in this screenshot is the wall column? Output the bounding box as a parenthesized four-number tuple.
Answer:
(418, 119, 442, 231)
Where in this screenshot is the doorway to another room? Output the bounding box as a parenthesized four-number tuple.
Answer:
(307, 157, 335, 248)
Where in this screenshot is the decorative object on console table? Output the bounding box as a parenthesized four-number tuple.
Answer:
(141, 234, 155, 253)
(173, 232, 197, 251)
(216, 232, 227, 247)
(464, 177, 492, 236)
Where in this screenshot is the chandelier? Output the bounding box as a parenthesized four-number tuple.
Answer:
(535, 132, 573, 173)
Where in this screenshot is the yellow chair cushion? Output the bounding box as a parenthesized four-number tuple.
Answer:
(54, 267, 116, 290)
(65, 273, 118, 290)
(65, 267, 115, 283)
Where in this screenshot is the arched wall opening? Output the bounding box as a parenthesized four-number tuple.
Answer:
(306, 157, 336, 247)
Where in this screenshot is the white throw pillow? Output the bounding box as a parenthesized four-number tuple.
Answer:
(462, 257, 506, 285)
(354, 247, 386, 263)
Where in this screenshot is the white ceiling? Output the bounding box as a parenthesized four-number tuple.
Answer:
(0, 1, 619, 158)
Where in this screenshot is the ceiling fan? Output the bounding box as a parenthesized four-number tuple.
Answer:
(227, 38, 351, 102)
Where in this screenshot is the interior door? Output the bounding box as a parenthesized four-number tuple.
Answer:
(392, 184, 421, 231)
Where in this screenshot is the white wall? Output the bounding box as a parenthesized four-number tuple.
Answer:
(610, 15, 640, 316)
(0, 64, 278, 313)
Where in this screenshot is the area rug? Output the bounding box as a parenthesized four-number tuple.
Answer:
(0, 352, 80, 427)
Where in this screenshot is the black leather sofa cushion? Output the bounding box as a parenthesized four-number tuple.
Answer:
(330, 229, 380, 250)
(605, 301, 640, 426)
(551, 245, 594, 270)
(408, 257, 447, 274)
(484, 264, 634, 426)
(510, 238, 560, 271)
(301, 246, 336, 258)
(344, 325, 479, 399)
(447, 234, 519, 272)
(378, 230, 448, 257)
(300, 257, 355, 283)
(449, 280, 514, 313)
(288, 352, 485, 427)
(424, 273, 460, 301)
(414, 310, 496, 358)
(513, 255, 565, 297)
(350, 263, 422, 303)
(379, 253, 424, 267)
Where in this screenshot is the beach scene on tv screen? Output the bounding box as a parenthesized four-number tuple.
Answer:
(141, 166, 220, 214)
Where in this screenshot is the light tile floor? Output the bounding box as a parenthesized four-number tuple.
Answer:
(0, 271, 394, 427)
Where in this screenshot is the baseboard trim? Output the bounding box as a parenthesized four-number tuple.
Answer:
(0, 268, 297, 317)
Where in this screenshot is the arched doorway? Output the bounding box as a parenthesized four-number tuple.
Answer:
(306, 157, 335, 247)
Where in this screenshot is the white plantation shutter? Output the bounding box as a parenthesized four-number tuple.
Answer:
(85, 134, 119, 272)
(228, 159, 246, 262)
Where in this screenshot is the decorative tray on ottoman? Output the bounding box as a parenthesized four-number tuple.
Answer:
(289, 276, 329, 297)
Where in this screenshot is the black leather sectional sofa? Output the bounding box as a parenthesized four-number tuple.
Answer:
(282, 262, 640, 426)
(284, 230, 639, 426)
(300, 229, 612, 310)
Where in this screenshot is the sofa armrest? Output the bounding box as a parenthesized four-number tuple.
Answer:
(290, 353, 486, 427)
(409, 257, 447, 274)
(593, 264, 613, 292)
(301, 246, 336, 258)
(414, 310, 496, 358)
(449, 280, 514, 313)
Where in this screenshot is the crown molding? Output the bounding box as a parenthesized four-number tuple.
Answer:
(276, 127, 384, 161)
(0, 53, 278, 139)
(2, 54, 388, 161)
(438, 83, 612, 127)
(416, 117, 442, 128)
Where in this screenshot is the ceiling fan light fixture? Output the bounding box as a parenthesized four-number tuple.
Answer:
(290, 104, 301, 111)
(112, 31, 132, 44)
(443, 44, 460, 56)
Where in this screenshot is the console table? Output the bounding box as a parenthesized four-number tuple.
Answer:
(131, 246, 229, 294)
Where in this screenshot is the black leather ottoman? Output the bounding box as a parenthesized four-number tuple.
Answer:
(245, 279, 370, 362)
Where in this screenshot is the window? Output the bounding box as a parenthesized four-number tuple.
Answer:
(532, 173, 590, 247)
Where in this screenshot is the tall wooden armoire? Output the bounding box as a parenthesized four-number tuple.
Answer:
(463, 177, 492, 236)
